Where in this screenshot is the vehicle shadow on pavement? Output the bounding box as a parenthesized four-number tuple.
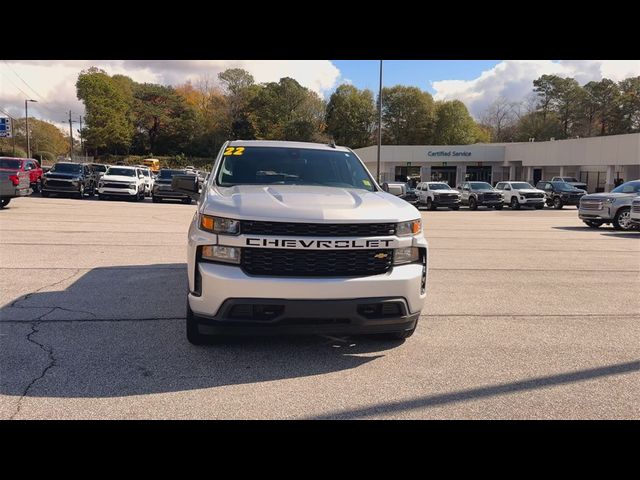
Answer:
(0, 264, 399, 399)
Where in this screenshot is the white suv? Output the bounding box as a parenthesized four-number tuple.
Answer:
(172, 140, 429, 344)
(495, 181, 546, 209)
(415, 182, 461, 210)
(135, 165, 154, 196)
(98, 166, 147, 201)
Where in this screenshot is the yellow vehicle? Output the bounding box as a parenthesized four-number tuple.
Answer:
(143, 158, 160, 173)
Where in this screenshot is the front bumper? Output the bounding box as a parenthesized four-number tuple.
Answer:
(579, 207, 613, 221)
(519, 198, 545, 205)
(153, 188, 189, 199)
(433, 197, 460, 206)
(98, 187, 137, 196)
(192, 297, 420, 336)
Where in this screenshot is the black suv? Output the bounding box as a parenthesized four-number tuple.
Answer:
(536, 181, 586, 209)
(458, 181, 504, 210)
(152, 169, 194, 204)
(41, 162, 97, 199)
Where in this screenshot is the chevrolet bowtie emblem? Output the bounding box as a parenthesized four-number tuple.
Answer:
(374, 253, 388, 259)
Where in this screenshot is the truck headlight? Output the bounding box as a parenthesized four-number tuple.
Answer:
(98, 181, 104, 188)
(394, 247, 420, 265)
(199, 214, 240, 235)
(603, 197, 615, 204)
(201, 245, 241, 264)
(128, 182, 137, 188)
(396, 219, 421, 236)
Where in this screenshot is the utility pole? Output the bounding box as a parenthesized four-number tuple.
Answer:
(376, 60, 383, 184)
(78, 115, 85, 158)
(68, 110, 74, 159)
(11, 117, 16, 156)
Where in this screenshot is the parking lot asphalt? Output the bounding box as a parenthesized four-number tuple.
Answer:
(1, 196, 639, 419)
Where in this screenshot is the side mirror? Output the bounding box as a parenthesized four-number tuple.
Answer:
(172, 174, 200, 201)
(381, 182, 390, 192)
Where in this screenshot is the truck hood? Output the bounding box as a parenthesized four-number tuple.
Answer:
(101, 175, 136, 183)
(582, 192, 638, 201)
(201, 184, 421, 223)
(473, 189, 499, 194)
(514, 188, 545, 194)
(45, 172, 81, 180)
(433, 189, 460, 194)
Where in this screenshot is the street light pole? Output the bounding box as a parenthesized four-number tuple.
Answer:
(376, 60, 383, 184)
(25, 99, 37, 158)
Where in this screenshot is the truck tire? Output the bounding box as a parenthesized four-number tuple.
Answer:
(76, 184, 85, 199)
(426, 197, 436, 210)
(186, 303, 211, 345)
(553, 197, 563, 209)
(0, 198, 10, 208)
(468, 197, 478, 210)
(88, 184, 96, 197)
(152, 195, 161, 203)
(584, 220, 603, 228)
(41, 190, 49, 198)
(182, 197, 192, 205)
(33, 179, 42, 193)
(138, 189, 145, 201)
(510, 197, 520, 210)
(494, 204, 503, 210)
(612, 207, 633, 231)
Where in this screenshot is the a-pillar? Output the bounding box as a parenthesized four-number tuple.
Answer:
(605, 165, 616, 192)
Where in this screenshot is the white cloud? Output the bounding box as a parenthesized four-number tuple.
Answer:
(1, 60, 341, 130)
(432, 60, 640, 119)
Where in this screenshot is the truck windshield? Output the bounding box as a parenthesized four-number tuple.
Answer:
(106, 167, 136, 177)
(51, 163, 81, 173)
(428, 183, 450, 190)
(0, 158, 23, 169)
(469, 182, 493, 189)
(511, 182, 533, 189)
(158, 169, 186, 179)
(552, 182, 579, 191)
(611, 181, 640, 194)
(216, 146, 376, 192)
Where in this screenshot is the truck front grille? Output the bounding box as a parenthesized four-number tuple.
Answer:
(581, 201, 603, 210)
(524, 193, 544, 199)
(240, 221, 396, 237)
(103, 182, 129, 189)
(45, 179, 74, 187)
(241, 248, 394, 277)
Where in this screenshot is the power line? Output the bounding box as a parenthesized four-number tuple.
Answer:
(2, 60, 47, 102)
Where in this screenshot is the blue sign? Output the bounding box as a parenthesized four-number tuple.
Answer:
(0, 117, 11, 138)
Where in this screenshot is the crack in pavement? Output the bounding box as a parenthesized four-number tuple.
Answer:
(9, 308, 56, 420)
(8, 269, 83, 308)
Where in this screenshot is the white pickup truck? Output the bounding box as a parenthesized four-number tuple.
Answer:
(415, 181, 461, 210)
(495, 181, 546, 209)
(98, 166, 147, 201)
(172, 140, 429, 344)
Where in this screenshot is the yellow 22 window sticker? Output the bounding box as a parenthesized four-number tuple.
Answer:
(363, 179, 372, 186)
(223, 147, 245, 156)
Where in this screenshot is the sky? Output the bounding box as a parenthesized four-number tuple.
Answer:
(2, 60, 640, 135)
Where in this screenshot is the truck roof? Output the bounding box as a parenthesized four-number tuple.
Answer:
(228, 140, 352, 153)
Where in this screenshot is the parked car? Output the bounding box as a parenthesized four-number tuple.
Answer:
(382, 182, 408, 197)
(0, 157, 44, 193)
(629, 197, 640, 228)
(551, 176, 588, 192)
(88, 163, 109, 183)
(134, 165, 154, 196)
(152, 169, 194, 204)
(0, 170, 31, 208)
(416, 181, 460, 210)
(458, 181, 503, 210)
(495, 181, 546, 209)
(41, 162, 97, 198)
(401, 184, 419, 205)
(172, 140, 427, 344)
(97, 166, 147, 201)
(536, 181, 586, 209)
(578, 180, 640, 230)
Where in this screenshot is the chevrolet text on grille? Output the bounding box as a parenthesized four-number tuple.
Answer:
(245, 238, 395, 248)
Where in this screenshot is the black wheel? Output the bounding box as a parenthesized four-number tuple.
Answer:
(468, 197, 477, 210)
(426, 197, 436, 210)
(138, 189, 145, 201)
(152, 195, 160, 203)
(186, 302, 211, 345)
(88, 184, 96, 197)
(612, 207, 632, 231)
(584, 220, 603, 228)
(33, 179, 42, 193)
(41, 190, 49, 198)
(0, 198, 10, 208)
(182, 197, 192, 205)
(76, 184, 85, 199)
(553, 197, 563, 209)
(494, 204, 503, 210)
(510, 197, 520, 209)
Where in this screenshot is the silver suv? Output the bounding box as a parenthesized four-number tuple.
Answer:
(578, 179, 640, 230)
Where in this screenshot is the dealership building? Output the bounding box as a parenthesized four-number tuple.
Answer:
(354, 133, 640, 193)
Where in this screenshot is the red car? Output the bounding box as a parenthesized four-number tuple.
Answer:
(0, 157, 44, 193)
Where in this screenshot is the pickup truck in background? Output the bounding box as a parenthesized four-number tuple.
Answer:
(0, 157, 44, 193)
(551, 176, 588, 192)
(0, 170, 32, 208)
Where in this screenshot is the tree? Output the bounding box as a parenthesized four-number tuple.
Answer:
(582, 79, 621, 136)
(532, 75, 582, 138)
(218, 68, 259, 139)
(614, 76, 640, 134)
(431, 100, 479, 144)
(480, 97, 519, 142)
(251, 77, 326, 141)
(76, 67, 135, 155)
(0, 117, 69, 156)
(380, 86, 434, 144)
(325, 84, 376, 148)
